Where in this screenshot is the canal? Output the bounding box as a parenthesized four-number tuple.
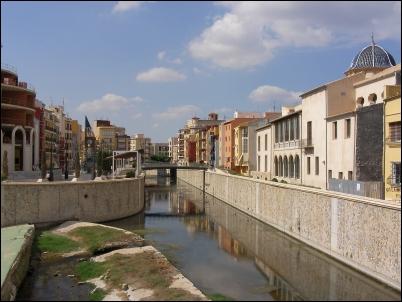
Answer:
(104, 176, 400, 301)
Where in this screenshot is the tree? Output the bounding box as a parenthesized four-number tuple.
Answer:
(96, 150, 112, 176)
(2, 150, 8, 180)
(41, 151, 47, 179)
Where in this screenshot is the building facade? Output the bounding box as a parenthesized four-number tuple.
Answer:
(383, 87, 401, 202)
(130, 134, 152, 161)
(1, 65, 40, 175)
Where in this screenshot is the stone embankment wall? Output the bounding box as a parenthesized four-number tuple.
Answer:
(1, 176, 144, 227)
(177, 170, 401, 290)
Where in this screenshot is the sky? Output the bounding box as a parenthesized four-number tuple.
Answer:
(1, 1, 401, 142)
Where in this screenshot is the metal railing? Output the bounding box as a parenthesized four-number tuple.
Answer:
(386, 137, 401, 145)
(274, 139, 301, 149)
(1, 63, 17, 74)
(302, 138, 314, 148)
(387, 176, 401, 187)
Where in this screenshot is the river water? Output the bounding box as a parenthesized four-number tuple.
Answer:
(104, 177, 400, 301)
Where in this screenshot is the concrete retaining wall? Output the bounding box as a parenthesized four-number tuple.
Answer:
(1, 176, 145, 227)
(177, 170, 401, 290)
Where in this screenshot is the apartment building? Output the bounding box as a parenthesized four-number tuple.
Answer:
(130, 134, 152, 160)
(150, 143, 169, 158)
(1, 65, 40, 175)
(168, 136, 178, 163)
(271, 106, 302, 184)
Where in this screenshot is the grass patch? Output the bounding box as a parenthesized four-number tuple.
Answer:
(37, 231, 80, 253)
(89, 288, 106, 301)
(207, 293, 234, 301)
(76, 261, 107, 281)
(69, 226, 135, 253)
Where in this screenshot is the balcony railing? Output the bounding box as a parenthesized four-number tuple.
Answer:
(302, 138, 314, 148)
(2, 79, 36, 92)
(1, 117, 33, 127)
(387, 176, 401, 188)
(1, 63, 17, 74)
(274, 139, 301, 149)
(2, 98, 35, 109)
(386, 137, 401, 146)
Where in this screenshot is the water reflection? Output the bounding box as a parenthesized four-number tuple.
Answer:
(107, 178, 400, 301)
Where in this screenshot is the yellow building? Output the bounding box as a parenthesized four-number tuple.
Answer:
(384, 85, 401, 203)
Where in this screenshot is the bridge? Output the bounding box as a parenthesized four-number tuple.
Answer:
(141, 162, 208, 187)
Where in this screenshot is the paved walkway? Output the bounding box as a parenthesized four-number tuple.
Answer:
(1, 224, 34, 288)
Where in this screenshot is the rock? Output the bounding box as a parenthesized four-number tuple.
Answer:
(53, 273, 59, 277)
(78, 282, 86, 285)
(67, 274, 75, 278)
(122, 283, 129, 291)
(78, 258, 86, 262)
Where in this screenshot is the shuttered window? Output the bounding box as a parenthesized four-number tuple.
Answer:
(389, 122, 401, 142)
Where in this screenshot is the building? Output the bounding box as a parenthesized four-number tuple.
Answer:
(1, 65, 40, 176)
(130, 134, 152, 161)
(150, 143, 169, 158)
(233, 119, 261, 175)
(116, 134, 130, 151)
(222, 113, 263, 171)
(383, 86, 401, 202)
(178, 113, 223, 165)
(71, 119, 82, 168)
(168, 136, 178, 163)
(93, 120, 116, 152)
(43, 108, 59, 169)
(271, 106, 302, 184)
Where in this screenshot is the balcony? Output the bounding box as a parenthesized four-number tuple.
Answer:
(1, 117, 33, 127)
(2, 79, 36, 93)
(274, 139, 301, 150)
(2, 98, 35, 111)
(386, 137, 401, 146)
(302, 138, 314, 149)
(387, 176, 401, 188)
(1, 63, 17, 74)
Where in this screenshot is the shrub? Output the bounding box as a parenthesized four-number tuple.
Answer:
(280, 180, 287, 184)
(271, 178, 278, 182)
(126, 171, 136, 178)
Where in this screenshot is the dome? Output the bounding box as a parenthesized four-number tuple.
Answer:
(349, 43, 396, 70)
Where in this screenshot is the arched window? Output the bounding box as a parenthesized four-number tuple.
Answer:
(289, 155, 294, 178)
(284, 156, 288, 177)
(295, 155, 300, 179)
(274, 156, 278, 176)
(279, 156, 283, 177)
(356, 97, 364, 108)
(368, 93, 377, 104)
(14, 129, 24, 171)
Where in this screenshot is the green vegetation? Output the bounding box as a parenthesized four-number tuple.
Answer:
(271, 178, 278, 182)
(76, 261, 107, 281)
(207, 293, 234, 301)
(96, 150, 112, 176)
(126, 170, 136, 178)
(37, 231, 80, 253)
(280, 180, 287, 184)
(89, 288, 106, 301)
(150, 154, 170, 162)
(69, 226, 136, 253)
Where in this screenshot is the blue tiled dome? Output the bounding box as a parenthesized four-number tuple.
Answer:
(349, 44, 396, 70)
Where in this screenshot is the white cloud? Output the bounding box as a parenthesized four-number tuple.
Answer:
(153, 123, 159, 128)
(171, 58, 182, 64)
(249, 85, 300, 104)
(189, 2, 401, 69)
(153, 105, 199, 120)
(136, 67, 186, 82)
(157, 51, 166, 60)
(77, 94, 143, 113)
(112, 1, 146, 13)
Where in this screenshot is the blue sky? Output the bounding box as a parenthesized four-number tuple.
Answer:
(2, 1, 401, 142)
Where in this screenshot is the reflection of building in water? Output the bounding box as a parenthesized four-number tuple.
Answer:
(169, 191, 201, 215)
(218, 226, 247, 259)
(255, 257, 304, 301)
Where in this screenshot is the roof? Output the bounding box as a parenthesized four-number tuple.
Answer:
(270, 110, 302, 123)
(104, 151, 138, 160)
(349, 44, 396, 70)
(354, 64, 401, 88)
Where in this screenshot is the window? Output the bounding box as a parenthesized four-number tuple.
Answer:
(333, 122, 337, 139)
(389, 122, 401, 142)
(242, 128, 248, 154)
(265, 134, 267, 151)
(295, 116, 300, 140)
(264, 155, 267, 172)
(285, 120, 289, 141)
(295, 155, 300, 179)
(345, 119, 351, 139)
(307, 121, 312, 145)
(328, 170, 332, 179)
(315, 157, 319, 175)
(307, 157, 311, 175)
(258, 136, 261, 151)
(391, 162, 401, 185)
(338, 172, 343, 179)
(348, 171, 353, 180)
(258, 156, 261, 172)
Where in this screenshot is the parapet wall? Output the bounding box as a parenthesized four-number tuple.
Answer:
(1, 177, 145, 227)
(177, 170, 401, 290)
